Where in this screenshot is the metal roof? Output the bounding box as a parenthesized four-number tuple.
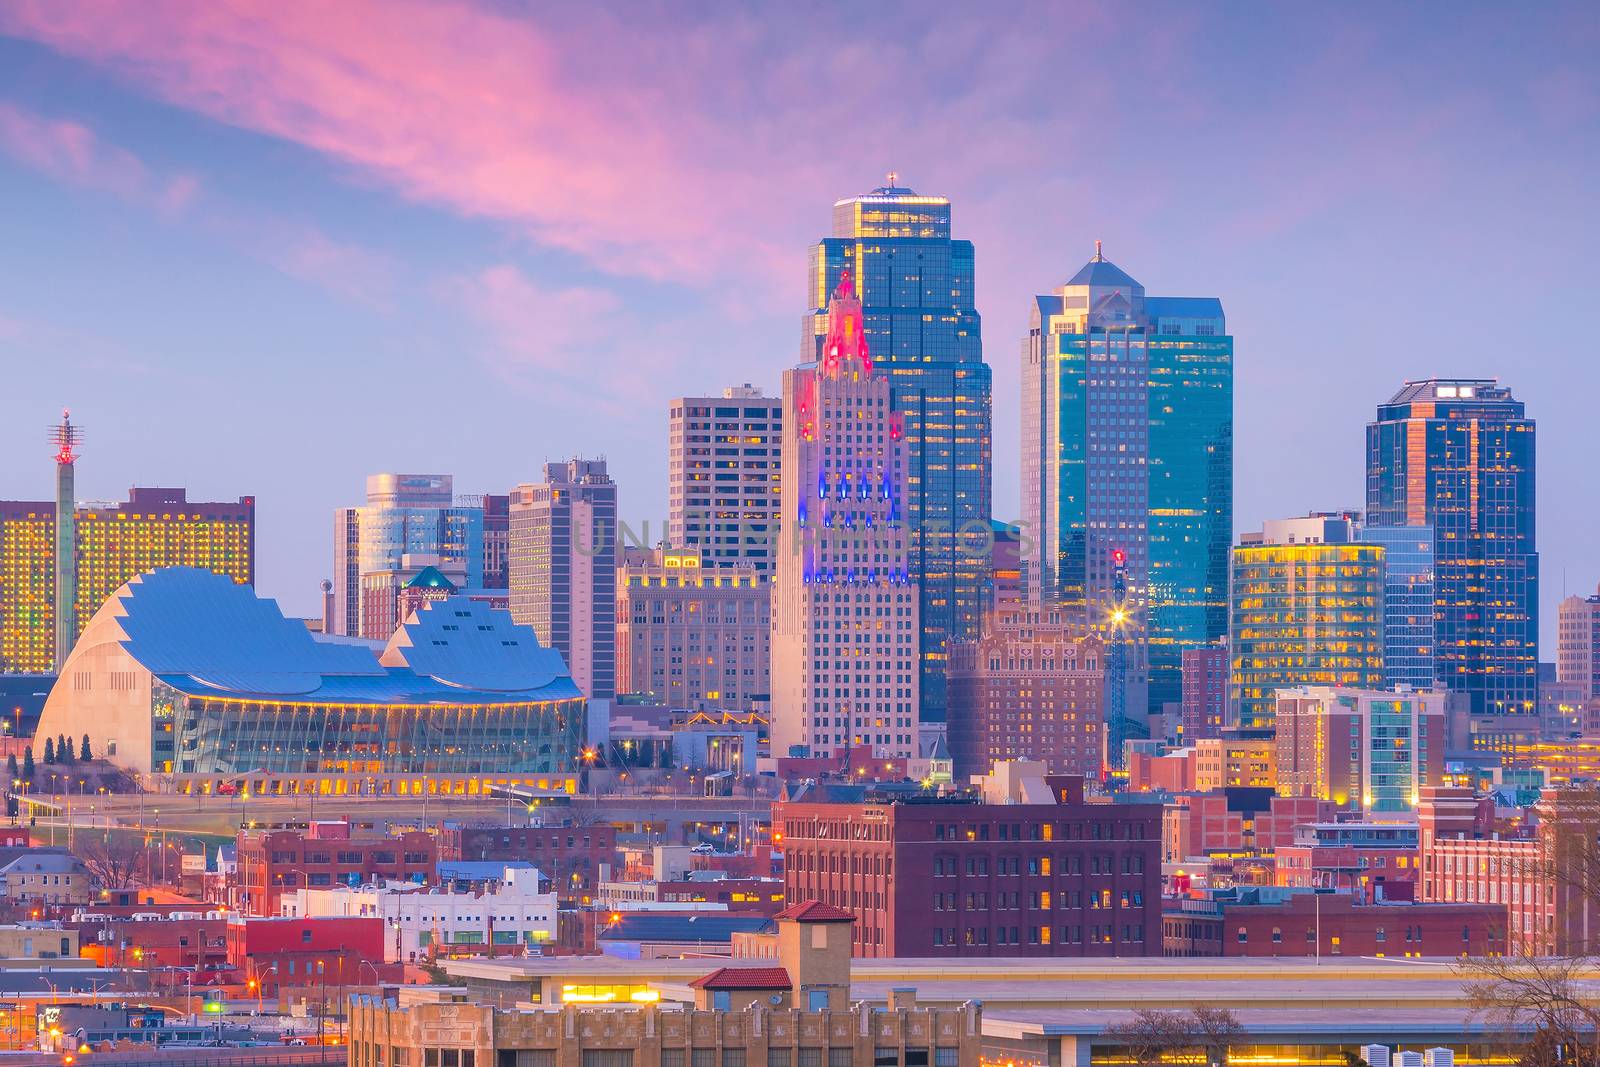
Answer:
(1145, 296, 1224, 320)
(1065, 256, 1140, 289)
(104, 568, 578, 706)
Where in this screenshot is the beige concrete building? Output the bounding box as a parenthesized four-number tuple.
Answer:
(616, 548, 770, 712)
(0, 923, 78, 958)
(1558, 586, 1600, 700)
(668, 386, 782, 574)
(1193, 737, 1275, 791)
(770, 276, 919, 760)
(349, 901, 980, 1067)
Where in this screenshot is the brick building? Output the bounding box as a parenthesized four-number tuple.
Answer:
(1417, 785, 1600, 955)
(1193, 737, 1274, 791)
(615, 547, 771, 713)
(233, 823, 436, 916)
(1163, 886, 1506, 958)
(1273, 822, 1422, 892)
(438, 823, 617, 899)
(1161, 790, 1333, 864)
(1274, 687, 1446, 813)
(226, 915, 398, 992)
(1180, 644, 1227, 741)
(776, 762, 1161, 958)
(947, 606, 1105, 780)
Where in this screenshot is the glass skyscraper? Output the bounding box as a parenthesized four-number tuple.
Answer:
(1360, 523, 1437, 691)
(1366, 379, 1538, 717)
(1022, 248, 1232, 735)
(806, 178, 991, 725)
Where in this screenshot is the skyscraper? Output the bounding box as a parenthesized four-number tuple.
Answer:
(1366, 379, 1538, 717)
(509, 458, 618, 700)
(331, 474, 485, 639)
(1, 486, 256, 673)
(668, 385, 782, 572)
(773, 270, 919, 759)
(1360, 523, 1437, 691)
(1557, 585, 1599, 701)
(1228, 514, 1386, 731)
(1023, 247, 1232, 737)
(806, 178, 990, 725)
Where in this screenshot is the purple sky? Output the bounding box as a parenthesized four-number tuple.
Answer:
(0, 1, 1595, 643)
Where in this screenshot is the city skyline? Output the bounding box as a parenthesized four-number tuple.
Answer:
(0, 2, 1594, 646)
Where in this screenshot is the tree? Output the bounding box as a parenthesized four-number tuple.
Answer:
(5, 753, 16, 780)
(1105, 1008, 1244, 1067)
(76, 833, 146, 891)
(80, 735, 92, 762)
(57, 734, 73, 765)
(1189, 1006, 1243, 1066)
(42, 738, 53, 764)
(22, 747, 34, 780)
(1105, 1009, 1186, 1066)
(1462, 953, 1600, 1064)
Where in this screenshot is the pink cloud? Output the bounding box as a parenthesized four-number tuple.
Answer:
(0, 100, 148, 196)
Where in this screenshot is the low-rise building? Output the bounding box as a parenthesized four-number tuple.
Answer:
(0, 850, 90, 905)
(0, 922, 76, 958)
(1273, 822, 1422, 892)
(280, 867, 557, 962)
(1162, 885, 1507, 958)
(1161, 790, 1333, 864)
(349, 901, 981, 1067)
(777, 762, 1162, 958)
(439, 823, 617, 900)
(233, 822, 437, 916)
(226, 914, 398, 991)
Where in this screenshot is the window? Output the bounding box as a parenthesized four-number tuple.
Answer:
(875, 1051, 899, 1067)
(769, 1052, 792, 1067)
(831, 1051, 853, 1067)
(1237, 927, 1247, 944)
(583, 1054, 634, 1067)
(935, 1051, 959, 1067)
(663, 1053, 686, 1067)
(722, 1052, 745, 1067)
(694, 1051, 715, 1067)
(1271, 927, 1281, 943)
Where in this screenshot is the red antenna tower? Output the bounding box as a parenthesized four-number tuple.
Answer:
(50, 408, 81, 465)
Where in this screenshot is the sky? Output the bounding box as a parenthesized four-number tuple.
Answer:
(0, 1, 1595, 641)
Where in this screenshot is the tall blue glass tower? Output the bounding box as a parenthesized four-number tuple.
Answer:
(806, 178, 992, 726)
(1366, 379, 1538, 717)
(1023, 248, 1232, 745)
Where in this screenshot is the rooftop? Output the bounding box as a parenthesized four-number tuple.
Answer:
(689, 966, 791, 991)
(82, 567, 579, 705)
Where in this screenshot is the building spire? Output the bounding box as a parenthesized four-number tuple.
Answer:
(1093, 239, 1103, 262)
(886, 170, 898, 188)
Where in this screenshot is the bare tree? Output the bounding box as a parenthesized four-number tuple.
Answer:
(75, 833, 146, 890)
(1104, 1008, 1244, 1066)
(1189, 1006, 1243, 1066)
(1462, 952, 1600, 1064)
(1104, 1009, 1186, 1066)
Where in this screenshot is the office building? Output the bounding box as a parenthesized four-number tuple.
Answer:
(808, 178, 992, 725)
(1274, 686, 1446, 814)
(1, 485, 255, 673)
(1180, 643, 1227, 741)
(668, 385, 782, 573)
(1192, 737, 1275, 791)
(778, 763, 1161, 958)
(947, 604, 1105, 779)
(1558, 585, 1600, 700)
(331, 474, 486, 639)
(1274, 822, 1422, 892)
(1367, 379, 1538, 717)
(1022, 247, 1232, 739)
(1229, 514, 1385, 730)
(1360, 524, 1437, 692)
(771, 270, 919, 760)
(988, 520, 1023, 614)
(510, 458, 618, 700)
(481, 492, 510, 591)
(34, 567, 585, 796)
(616, 547, 770, 713)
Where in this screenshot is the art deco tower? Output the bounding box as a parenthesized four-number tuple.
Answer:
(773, 270, 920, 760)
